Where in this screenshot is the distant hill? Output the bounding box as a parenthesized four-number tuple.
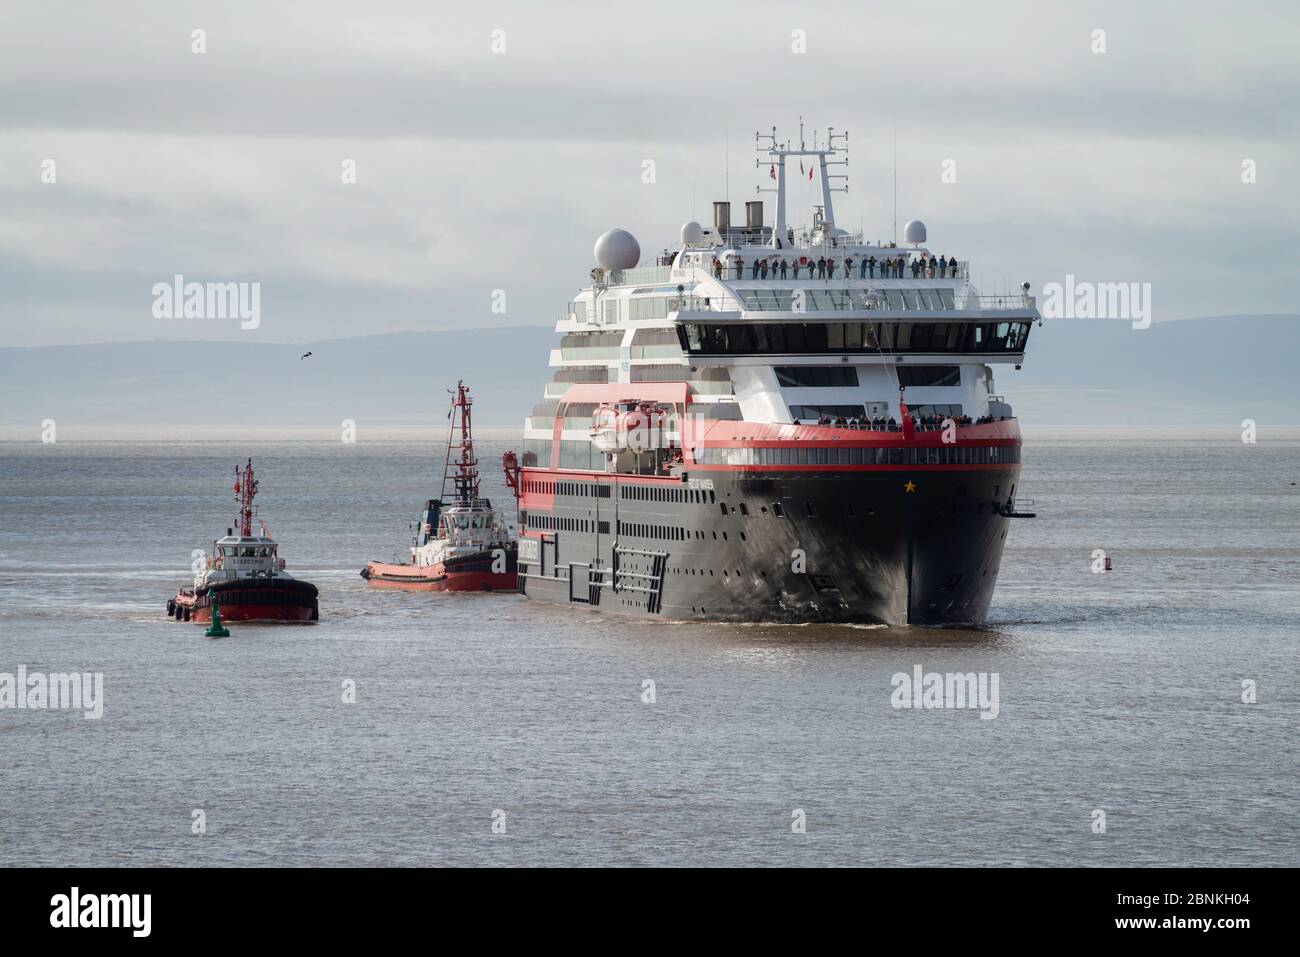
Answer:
(0, 327, 556, 437)
(1008, 314, 1299, 428)
(0, 317, 1296, 438)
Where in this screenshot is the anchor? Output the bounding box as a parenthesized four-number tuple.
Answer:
(204, 588, 230, 638)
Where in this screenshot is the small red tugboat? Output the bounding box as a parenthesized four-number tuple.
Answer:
(167, 459, 319, 624)
(362, 381, 518, 591)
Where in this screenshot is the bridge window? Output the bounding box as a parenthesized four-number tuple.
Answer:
(775, 366, 859, 388)
(897, 365, 961, 387)
(677, 321, 1031, 356)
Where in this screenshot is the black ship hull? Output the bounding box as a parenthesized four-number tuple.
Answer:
(517, 465, 1020, 625)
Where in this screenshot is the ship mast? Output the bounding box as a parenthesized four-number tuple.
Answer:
(233, 458, 257, 537)
(756, 119, 849, 245)
(441, 381, 479, 507)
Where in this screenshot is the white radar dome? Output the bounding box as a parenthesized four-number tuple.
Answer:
(594, 228, 641, 270)
(680, 220, 704, 245)
(903, 219, 927, 244)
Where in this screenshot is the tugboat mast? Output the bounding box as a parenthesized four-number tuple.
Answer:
(233, 458, 258, 537)
(441, 381, 480, 507)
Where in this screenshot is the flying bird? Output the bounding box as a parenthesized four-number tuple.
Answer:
(300, 351, 312, 360)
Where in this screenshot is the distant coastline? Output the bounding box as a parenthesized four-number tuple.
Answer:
(2, 316, 1298, 436)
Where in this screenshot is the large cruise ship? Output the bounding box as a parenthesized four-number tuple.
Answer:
(507, 124, 1039, 625)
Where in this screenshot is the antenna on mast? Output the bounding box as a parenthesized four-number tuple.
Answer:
(893, 118, 898, 244)
(233, 459, 258, 538)
(442, 381, 479, 507)
(755, 121, 848, 247)
(724, 125, 729, 213)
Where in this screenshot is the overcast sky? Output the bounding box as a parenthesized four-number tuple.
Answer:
(1, 0, 1297, 346)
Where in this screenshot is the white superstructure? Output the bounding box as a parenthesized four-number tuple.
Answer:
(522, 122, 1038, 471)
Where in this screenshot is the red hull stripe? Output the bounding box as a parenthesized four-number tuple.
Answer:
(689, 462, 1020, 473)
(691, 417, 1021, 449)
(367, 572, 516, 592)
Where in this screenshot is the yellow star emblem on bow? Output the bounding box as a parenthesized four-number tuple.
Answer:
(903, 481, 917, 493)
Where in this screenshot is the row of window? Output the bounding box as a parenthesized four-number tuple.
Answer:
(522, 475, 718, 505)
(522, 478, 613, 498)
(553, 367, 610, 383)
(789, 404, 868, 421)
(678, 321, 1032, 355)
(631, 364, 690, 382)
(897, 364, 962, 387)
(619, 523, 737, 544)
(523, 439, 600, 470)
(790, 403, 965, 421)
(628, 296, 675, 321)
(621, 483, 716, 504)
(558, 439, 603, 471)
(525, 513, 594, 534)
(734, 288, 959, 312)
(908, 404, 965, 419)
(526, 438, 1019, 472)
(692, 445, 1021, 466)
(218, 545, 276, 558)
(616, 521, 690, 541)
(630, 327, 681, 347)
(775, 365, 861, 388)
(560, 331, 623, 349)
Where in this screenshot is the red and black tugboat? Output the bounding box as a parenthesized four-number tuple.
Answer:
(362, 382, 518, 591)
(167, 459, 319, 624)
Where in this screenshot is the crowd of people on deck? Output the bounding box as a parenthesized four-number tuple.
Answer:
(711, 253, 961, 281)
(789, 412, 1003, 431)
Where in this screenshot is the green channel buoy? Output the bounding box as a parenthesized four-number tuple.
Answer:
(204, 588, 230, 638)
